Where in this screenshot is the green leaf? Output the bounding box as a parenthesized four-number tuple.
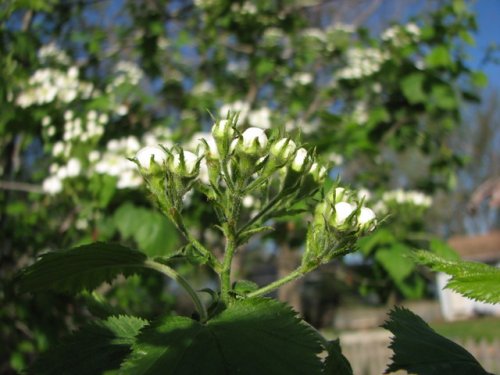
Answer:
(430, 84, 457, 110)
(357, 229, 396, 256)
(425, 46, 452, 68)
(401, 73, 426, 104)
(32, 315, 148, 375)
(114, 203, 178, 257)
(412, 251, 500, 303)
(429, 239, 460, 261)
(322, 339, 353, 375)
(471, 71, 488, 88)
(120, 298, 323, 375)
(375, 244, 415, 282)
(383, 307, 489, 375)
(18, 242, 147, 293)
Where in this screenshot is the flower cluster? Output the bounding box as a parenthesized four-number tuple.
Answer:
(134, 116, 329, 229)
(303, 187, 377, 267)
(38, 43, 70, 65)
(337, 47, 388, 80)
(382, 23, 421, 47)
(16, 67, 94, 108)
(379, 189, 432, 211)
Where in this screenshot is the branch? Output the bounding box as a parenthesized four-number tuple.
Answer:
(0, 180, 43, 193)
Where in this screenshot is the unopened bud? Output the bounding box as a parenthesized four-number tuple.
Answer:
(169, 149, 199, 177)
(358, 207, 376, 231)
(212, 119, 234, 140)
(136, 146, 167, 170)
(270, 138, 296, 163)
(237, 127, 268, 155)
(332, 202, 355, 226)
(291, 148, 310, 172)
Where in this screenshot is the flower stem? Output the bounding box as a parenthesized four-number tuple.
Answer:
(145, 259, 208, 323)
(247, 267, 305, 298)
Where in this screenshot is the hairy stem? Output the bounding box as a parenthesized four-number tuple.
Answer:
(145, 259, 208, 323)
(220, 235, 236, 303)
(247, 267, 306, 298)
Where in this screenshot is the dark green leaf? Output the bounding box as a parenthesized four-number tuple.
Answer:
(18, 242, 147, 293)
(32, 315, 148, 375)
(412, 251, 500, 303)
(383, 307, 489, 375)
(120, 298, 323, 375)
(322, 339, 353, 375)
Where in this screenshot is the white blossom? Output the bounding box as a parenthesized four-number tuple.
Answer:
(136, 146, 167, 169)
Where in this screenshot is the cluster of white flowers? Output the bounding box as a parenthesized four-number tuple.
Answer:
(328, 23, 355, 34)
(351, 101, 369, 125)
(284, 72, 313, 88)
(382, 189, 432, 207)
(45, 110, 107, 159)
(16, 67, 94, 108)
(192, 81, 214, 96)
(62, 110, 107, 142)
(230, 1, 257, 15)
(219, 101, 250, 122)
(38, 43, 70, 65)
(382, 22, 421, 46)
(42, 126, 173, 195)
(337, 47, 388, 80)
(226, 60, 249, 76)
(285, 119, 318, 135)
(301, 28, 327, 42)
(262, 27, 287, 47)
(247, 107, 272, 129)
(109, 61, 143, 87)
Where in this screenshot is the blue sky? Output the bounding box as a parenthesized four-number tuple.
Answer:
(472, 0, 500, 88)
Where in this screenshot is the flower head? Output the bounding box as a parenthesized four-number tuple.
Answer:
(136, 146, 167, 170)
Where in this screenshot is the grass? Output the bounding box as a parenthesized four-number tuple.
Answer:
(430, 316, 500, 342)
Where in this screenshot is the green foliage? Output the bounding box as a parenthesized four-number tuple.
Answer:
(412, 251, 500, 304)
(32, 315, 148, 375)
(383, 307, 490, 375)
(18, 243, 147, 293)
(322, 339, 353, 375)
(120, 298, 323, 375)
(113, 203, 178, 257)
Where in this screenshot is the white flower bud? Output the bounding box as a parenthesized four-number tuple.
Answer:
(333, 202, 355, 226)
(66, 158, 81, 177)
(136, 146, 167, 169)
(170, 149, 198, 176)
(309, 162, 327, 182)
(42, 176, 63, 195)
(212, 119, 234, 139)
(270, 138, 296, 160)
(239, 127, 268, 154)
(291, 148, 309, 172)
(358, 207, 376, 229)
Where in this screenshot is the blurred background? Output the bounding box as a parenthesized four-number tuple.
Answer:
(1, 0, 499, 373)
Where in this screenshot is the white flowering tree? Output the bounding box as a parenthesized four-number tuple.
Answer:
(0, 0, 490, 372)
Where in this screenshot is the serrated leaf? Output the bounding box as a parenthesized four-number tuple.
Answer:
(383, 307, 489, 375)
(413, 251, 500, 303)
(32, 315, 148, 375)
(114, 203, 178, 257)
(322, 339, 353, 375)
(232, 279, 259, 295)
(18, 242, 147, 293)
(120, 298, 323, 375)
